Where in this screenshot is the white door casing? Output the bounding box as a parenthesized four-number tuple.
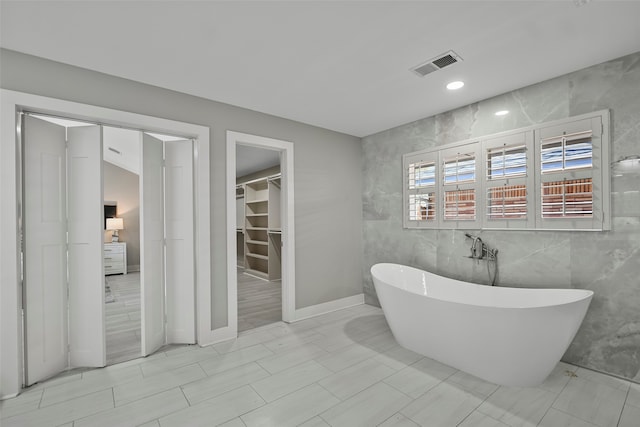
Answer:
(226, 131, 296, 338)
(1, 90, 211, 399)
(141, 132, 166, 355)
(67, 125, 106, 367)
(164, 139, 196, 343)
(23, 115, 68, 385)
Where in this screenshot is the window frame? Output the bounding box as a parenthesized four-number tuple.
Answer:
(482, 131, 535, 229)
(404, 151, 440, 228)
(402, 110, 610, 231)
(440, 143, 482, 229)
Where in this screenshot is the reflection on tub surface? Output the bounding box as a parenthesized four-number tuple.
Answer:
(371, 263, 593, 387)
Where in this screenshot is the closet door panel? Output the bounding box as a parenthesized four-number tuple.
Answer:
(23, 115, 68, 385)
(141, 133, 165, 355)
(165, 139, 195, 343)
(67, 125, 105, 367)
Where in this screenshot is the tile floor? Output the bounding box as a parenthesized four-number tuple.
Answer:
(1, 304, 638, 427)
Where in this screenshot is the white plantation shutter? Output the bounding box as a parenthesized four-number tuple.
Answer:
(483, 131, 535, 229)
(403, 110, 609, 231)
(404, 151, 439, 228)
(535, 115, 609, 230)
(440, 143, 481, 229)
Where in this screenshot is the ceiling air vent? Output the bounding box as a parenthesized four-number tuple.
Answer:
(411, 50, 462, 77)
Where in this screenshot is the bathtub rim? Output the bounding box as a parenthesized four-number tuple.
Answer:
(371, 262, 594, 310)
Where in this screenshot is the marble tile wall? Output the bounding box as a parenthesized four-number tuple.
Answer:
(362, 51, 640, 381)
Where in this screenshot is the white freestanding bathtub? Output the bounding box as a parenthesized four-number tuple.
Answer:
(371, 263, 593, 387)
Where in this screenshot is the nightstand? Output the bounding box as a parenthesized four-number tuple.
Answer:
(104, 242, 127, 275)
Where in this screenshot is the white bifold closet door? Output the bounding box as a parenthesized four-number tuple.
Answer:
(141, 133, 166, 355)
(23, 116, 104, 386)
(67, 125, 105, 367)
(165, 140, 195, 343)
(24, 115, 68, 386)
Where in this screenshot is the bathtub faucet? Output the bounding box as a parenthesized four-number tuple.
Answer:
(464, 233, 499, 285)
(464, 233, 497, 262)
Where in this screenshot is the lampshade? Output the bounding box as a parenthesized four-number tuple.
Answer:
(106, 217, 124, 231)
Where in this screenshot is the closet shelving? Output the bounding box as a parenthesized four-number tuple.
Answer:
(236, 185, 245, 268)
(243, 174, 281, 280)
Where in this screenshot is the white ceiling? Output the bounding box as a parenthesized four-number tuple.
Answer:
(2, 1, 640, 137)
(236, 145, 280, 178)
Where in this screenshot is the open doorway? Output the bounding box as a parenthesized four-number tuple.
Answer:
(103, 127, 142, 365)
(20, 112, 196, 385)
(236, 145, 282, 332)
(227, 131, 296, 335)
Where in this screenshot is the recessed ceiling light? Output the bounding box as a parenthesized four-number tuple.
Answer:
(446, 81, 464, 90)
(495, 110, 509, 116)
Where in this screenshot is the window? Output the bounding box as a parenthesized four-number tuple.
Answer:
(403, 110, 610, 230)
(404, 152, 439, 228)
(535, 115, 607, 230)
(440, 144, 481, 228)
(483, 132, 534, 229)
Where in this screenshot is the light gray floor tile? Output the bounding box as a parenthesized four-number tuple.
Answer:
(478, 385, 557, 427)
(353, 331, 397, 353)
(538, 408, 600, 427)
(311, 329, 358, 353)
(552, 377, 627, 427)
(626, 382, 640, 407)
(140, 345, 218, 377)
(373, 345, 424, 371)
(20, 371, 83, 393)
(213, 329, 278, 354)
(446, 370, 500, 399)
(538, 362, 579, 394)
(113, 363, 205, 406)
(458, 411, 511, 427)
(199, 344, 274, 376)
(181, 362, 270, 405)
(315, 343, 378, 372)
(251, 360, 332, 402)
(401, 381, 483, 426)
(2, 389, 113, 427)
(378, 412, 420, 427)
(159, 385, 264, 427)
(263, 331, 326, 354)
(218, 418, 248, 427)
(319, 358, 395, 400)
(320, 382, 411, 427)
(298, 416, 331, 427)
(383, 357, 455, 398)
(4, 304, 634, 427)
(74, 388, 188, 427)
(573, 368, 630, 391)
(0, 389, 43, 419)
(40, 364, 143, 407)
(256, 342, 329, 374)
(241, 383, 339, 427)
(618, 403, 640, 427)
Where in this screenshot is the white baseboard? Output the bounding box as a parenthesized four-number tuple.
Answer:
(293, 293, 364, 322)
(128, 264, 140, 272)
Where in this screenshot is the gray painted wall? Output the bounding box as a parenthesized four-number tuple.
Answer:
(104, 161, 140, 270)
(362, 51, 640, 381)
(1, 48, 363, 330)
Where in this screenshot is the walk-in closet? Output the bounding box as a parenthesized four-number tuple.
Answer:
(236, 145, 283, 332)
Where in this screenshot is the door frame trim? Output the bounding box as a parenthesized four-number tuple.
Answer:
(226, 131, 296, 339)
(0, 89, 212, 398)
